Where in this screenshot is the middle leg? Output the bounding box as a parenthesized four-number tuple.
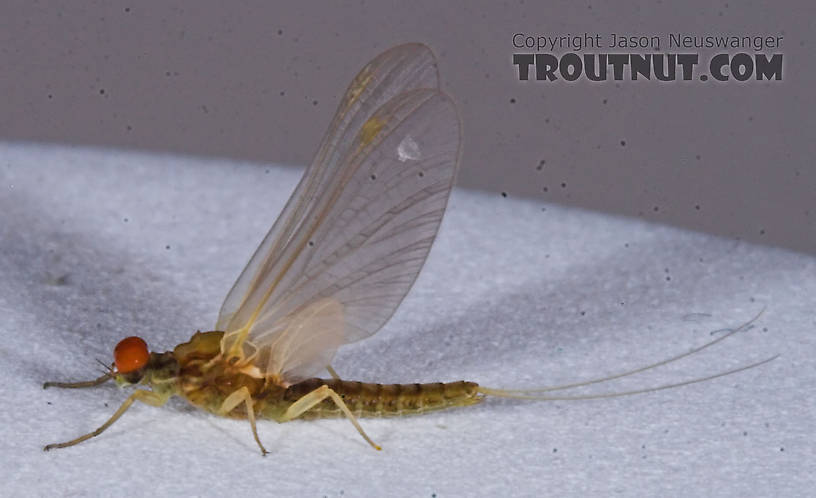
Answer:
(218, 387, 268, 455)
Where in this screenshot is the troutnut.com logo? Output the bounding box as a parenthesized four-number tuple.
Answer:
(512, 33, 784, 82)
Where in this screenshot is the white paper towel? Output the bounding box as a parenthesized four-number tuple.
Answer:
(0, 142, 811, 497)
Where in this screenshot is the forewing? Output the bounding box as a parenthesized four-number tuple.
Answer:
(250, 297, 346, 382)
(217, 46, 461, 382)
(217, 43, 440, 331)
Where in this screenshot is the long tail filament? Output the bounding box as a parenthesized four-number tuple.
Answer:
(478, 309, 776, 401)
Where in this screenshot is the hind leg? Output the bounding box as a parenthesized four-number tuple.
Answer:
(279, 385, 381, 450)
(326, 365, 341, 380)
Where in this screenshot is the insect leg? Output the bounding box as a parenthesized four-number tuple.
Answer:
(326, 365, 341, 380)
(43, 389, 169, 451)
(280, 385, 381, 451)
(217, 387, 268, 456)
(43, 372, 113, 389)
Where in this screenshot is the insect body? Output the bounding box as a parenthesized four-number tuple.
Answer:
(43, 43, 774, 455)
(45, 329, 482, 453)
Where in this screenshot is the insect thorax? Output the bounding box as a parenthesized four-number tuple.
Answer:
(171, 330, 282, 417)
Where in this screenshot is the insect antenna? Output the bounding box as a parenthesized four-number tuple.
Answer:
(94, 358, 114, 375)
(478, 309, 776, 400)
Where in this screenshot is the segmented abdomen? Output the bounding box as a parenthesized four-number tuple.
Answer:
(284, 378, 483, 418)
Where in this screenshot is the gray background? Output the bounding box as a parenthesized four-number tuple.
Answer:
(2, 0, 813, 253)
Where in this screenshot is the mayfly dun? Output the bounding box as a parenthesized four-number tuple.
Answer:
(43, 43, 776, 455)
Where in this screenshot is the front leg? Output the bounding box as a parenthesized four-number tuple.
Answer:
(43, 372, 112, 389)
(44, 389, 169, 450)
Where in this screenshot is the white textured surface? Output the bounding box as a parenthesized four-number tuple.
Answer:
(0, 143, 812, 497)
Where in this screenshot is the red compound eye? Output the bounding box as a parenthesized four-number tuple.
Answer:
(114, 336, 149, 373)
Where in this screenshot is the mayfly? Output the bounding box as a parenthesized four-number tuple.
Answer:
(43, 43, 775, 455)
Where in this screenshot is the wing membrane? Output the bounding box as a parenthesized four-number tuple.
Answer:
(217, 45, 461, 382)
(217, 43, 440, 331)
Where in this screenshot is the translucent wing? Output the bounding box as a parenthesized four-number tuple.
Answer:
(217, 44, 440, 331)
(216, 44, 462, 383)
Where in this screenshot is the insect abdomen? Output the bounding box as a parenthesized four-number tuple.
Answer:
(284, 378, 483, 418)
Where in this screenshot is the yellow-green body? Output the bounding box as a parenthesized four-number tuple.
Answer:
(137, 331, 483, 424)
